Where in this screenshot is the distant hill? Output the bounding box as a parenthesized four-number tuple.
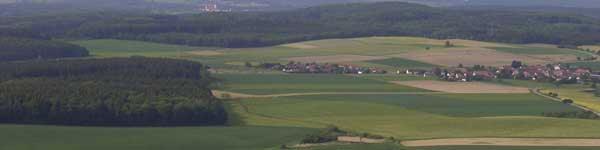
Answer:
(456, 5, 600, 19)
(3, 2, 599, 48)
(162, 0, 600, 10)
(3, 0, 600, 13)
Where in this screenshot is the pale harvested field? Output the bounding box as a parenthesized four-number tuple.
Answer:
(446, 39, 515, 48)
(337, 136, 386, 144)
(366, 37, 514, 48)
(527, 54, 578, 62)
(390, 48, 549, 66)
(285, 54, 388, 63)
(401, 138, 600, 147)
(392, 80, 530, 94)
(282, 43, 320, 49)
(580, 45, 600, 51)
(186, 50, 223, 56)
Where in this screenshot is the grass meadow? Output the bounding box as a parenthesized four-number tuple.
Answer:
(0, 125, 315, 150)
(214, 73, 429, 95)
(70, 39, 212, 57)
(231, 94, 600, 140)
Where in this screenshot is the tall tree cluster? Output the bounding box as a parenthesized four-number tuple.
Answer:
(0, 57, 227, 126)
(0, 36, 89, 62)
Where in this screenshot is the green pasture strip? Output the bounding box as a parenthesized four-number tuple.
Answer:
(233, 94, 600, 140)
(214, 73, 429, 95)
(0, 124, 315, 150)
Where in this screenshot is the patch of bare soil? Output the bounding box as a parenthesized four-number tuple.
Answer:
(337, 136, 386, 144)
(283, 43, 320, 49)
(390, 48, 549, 67)
(392, 80, 530, 94)
(401, 138, 600, 147)
(285, 55, 388, 63)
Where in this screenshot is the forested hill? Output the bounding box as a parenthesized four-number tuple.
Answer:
(0, 36, 89, 62)
(2, 2, 600, 47)
(0, 57, 227, 126)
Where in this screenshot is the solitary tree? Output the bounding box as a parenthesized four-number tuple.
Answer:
(445, 41, 452, 47)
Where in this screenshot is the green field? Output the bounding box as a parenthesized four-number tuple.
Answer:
(19, 37, 600, 150)
(0, 125, 315, 150)
(232, 94, 600, 140)
(283, 94, 578, 117)
(215, 73, 429, 95)
(70, 39, 212, 57)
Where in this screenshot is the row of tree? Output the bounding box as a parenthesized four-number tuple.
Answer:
(0, 36, 89, 62)
(2, 2, 600, 48)
(0, 57, 227, 126)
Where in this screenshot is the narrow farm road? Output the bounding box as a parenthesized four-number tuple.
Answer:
(212, 90, 444, 99)
(401, 138, 600, 147)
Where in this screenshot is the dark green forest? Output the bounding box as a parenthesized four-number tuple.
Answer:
(1, 2, 600, 48)
(0, 57, 227, 126)
(0, 36, 89, 62)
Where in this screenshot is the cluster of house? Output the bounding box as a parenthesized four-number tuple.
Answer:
(496, 64, 591, 82)
(259, 62, 386, 74)
(403, 68, 495, 82)
(403, 62, 593, 82)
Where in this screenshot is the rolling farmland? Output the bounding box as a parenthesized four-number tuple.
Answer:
(7, 37, 599, 149)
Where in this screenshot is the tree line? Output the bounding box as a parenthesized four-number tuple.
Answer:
(0, 57, 227, 126)
(0, 36, 89, 62)
(1, 2, 600, 48)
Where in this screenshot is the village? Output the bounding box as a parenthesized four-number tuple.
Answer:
(404, 60, 594, 83)
(257, 62, 386, 74)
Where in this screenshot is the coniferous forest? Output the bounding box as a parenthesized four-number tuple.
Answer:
(0, 57, 227, 126)
(0, 36, 89, 62)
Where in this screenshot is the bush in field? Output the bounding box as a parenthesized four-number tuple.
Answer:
(301, 125, 345, 144)
(562, 99, 574, 104)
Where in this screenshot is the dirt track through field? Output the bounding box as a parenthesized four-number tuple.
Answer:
(401, 138, 600, 147)
(212, 90, 441, 99)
